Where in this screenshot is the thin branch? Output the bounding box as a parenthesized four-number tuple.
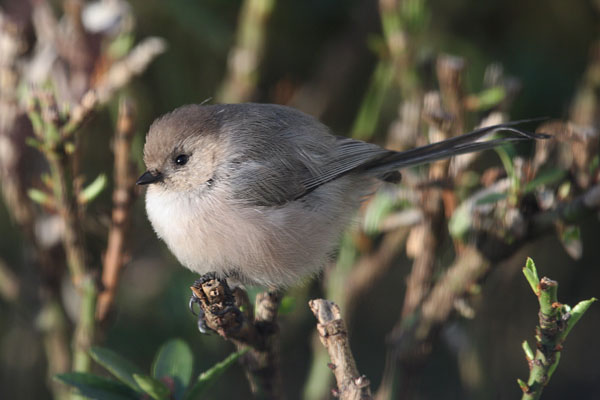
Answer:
(28, 92, 98, 376)
(309, 299, 372, 400)
(97, 96, 137, 321)
(245, 291, 284, 399)
(63, 37, 167, 137)
(217, 0, 276, 103)
(388, 248, 489, 359)
(0, 12, 34, 229)
(518, 258, 597, 400)
(346, 228, 410, 313)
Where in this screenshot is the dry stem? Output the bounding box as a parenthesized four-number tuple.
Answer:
(309, 299, 372, 400)
(97, 97, 137, 321)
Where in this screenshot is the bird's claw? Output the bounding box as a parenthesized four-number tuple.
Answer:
(189, 293, 200, 316)
(188, 292, 210, 334)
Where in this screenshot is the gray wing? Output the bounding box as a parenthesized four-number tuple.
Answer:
(228, 134, 390, 206)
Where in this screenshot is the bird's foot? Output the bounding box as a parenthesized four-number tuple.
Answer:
(189, 291, 210, 334)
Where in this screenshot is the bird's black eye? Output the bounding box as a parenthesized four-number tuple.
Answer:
(174, 154, 188, 166)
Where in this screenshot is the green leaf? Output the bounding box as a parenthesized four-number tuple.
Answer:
(351, 61, 395, 140)
(517, 378, 528, 392)
(547, 352, 561, 381)
(560, 225, 582, 259)
(184, 349, 247, 400)
(89, 347, 144, 392)
(363, 191, 396, 234)
(561, 297, 597, 339)
(25, 136, 44, 149)
(79, 174, 107, 204)
(522, 258, 540, 295)
(495, 146, 518, 192)
(28, 188, 51, 205)
(108, 33, 135, 59)
(152, 339, 193, 400)
(521, 341, 534, 361)
(475, 191, 508, 206)
(27, 109, 45, 137)
(558, 181, 571, 199)
(133, 374, 170, 400)
(589, 154, 599, 174)
(55, 372, 137, 400)
(469, 86, 506, 110)
(523, 168, 567, 193)
(561, 225, 581, 243)
(448, 204, 471, 239)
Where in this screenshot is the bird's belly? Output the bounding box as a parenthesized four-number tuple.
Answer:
(144, 179, 359, 287)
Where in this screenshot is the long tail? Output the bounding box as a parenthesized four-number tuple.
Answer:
(365, 119, 549, 175)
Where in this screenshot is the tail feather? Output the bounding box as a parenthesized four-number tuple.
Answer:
(365, 120, 549, 176)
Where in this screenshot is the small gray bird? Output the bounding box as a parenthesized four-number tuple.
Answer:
(138, 103, 544, 288)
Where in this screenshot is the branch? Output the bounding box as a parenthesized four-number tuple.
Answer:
(309, 299, 372, 400)
(217, 0, 275, 103)
(97, 96, 137, 321)
(518, 258, 596, 400)
(63, 36, 167, 137)
(378, 247, 489, 400)
(190, 277, 283, 400)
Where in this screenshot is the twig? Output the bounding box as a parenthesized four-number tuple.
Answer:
(518, 258, 596, 400)
(94, 37, 167, 102)
(377, 247, 489, 400)
(309, 299, 372, 400)
(28, 92, 98, 376)
(217, 0, 276, 103)
(345, 228, 410, 313)
(246, 291, 284, 399)
(0, 12, 34, 229)
(97, 96, 137, 321)
(190, 277, 283, 399)
(37, 299, 72, 400)
(390, 248, 489, 357)
(436, 54, 466, 136)
(62, 37, 167, 137)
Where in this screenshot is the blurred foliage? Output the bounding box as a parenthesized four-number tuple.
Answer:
(56, 339, 245, 399)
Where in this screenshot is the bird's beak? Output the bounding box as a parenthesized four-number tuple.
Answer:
(136, 170, 163, 185)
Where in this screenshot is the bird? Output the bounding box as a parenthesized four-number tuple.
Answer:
(137, 102, 546, 289)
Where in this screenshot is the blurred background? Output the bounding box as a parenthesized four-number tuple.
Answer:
(0, 0, 599, 399)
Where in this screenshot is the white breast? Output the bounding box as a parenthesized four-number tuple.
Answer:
(144, 176, 363, 287)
